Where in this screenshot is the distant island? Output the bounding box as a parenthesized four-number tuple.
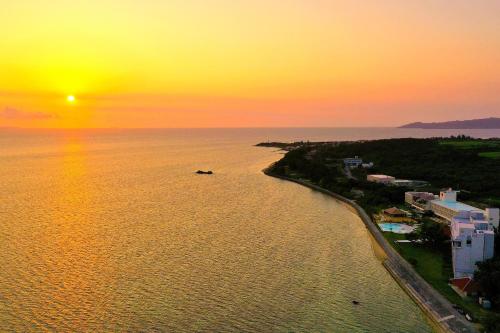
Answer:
(400, 117, 500, 129)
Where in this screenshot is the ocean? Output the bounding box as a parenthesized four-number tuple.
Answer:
(1, 128, 499, 332)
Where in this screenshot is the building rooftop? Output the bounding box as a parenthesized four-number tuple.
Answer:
(431, 199, 482, 213)
(450, 277, 479, 294)
(451, 277, 471, 291)
(383, 207, 406, 216)
(456, 223, 476, 229)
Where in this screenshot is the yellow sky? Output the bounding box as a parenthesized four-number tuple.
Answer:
(1, 0, 499, 128)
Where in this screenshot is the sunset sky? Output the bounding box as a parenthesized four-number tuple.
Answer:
(1, 0, 499, 128)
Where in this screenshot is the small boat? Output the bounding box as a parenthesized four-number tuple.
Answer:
(195, 170, 213, 175)
(352, 300, 360, 305)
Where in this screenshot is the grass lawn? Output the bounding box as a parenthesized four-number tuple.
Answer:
(383, 232, 489, 322)
(439, 140, 500, 149)
(478, 151, 500, 159)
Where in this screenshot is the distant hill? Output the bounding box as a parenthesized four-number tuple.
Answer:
(400, 117, 500, 129)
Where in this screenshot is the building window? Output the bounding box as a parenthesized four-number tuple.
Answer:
(453, 241, 462, 248)
(466, 238, 472, 246)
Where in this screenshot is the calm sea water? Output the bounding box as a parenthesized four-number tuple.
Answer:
(1, 128, 499, 332)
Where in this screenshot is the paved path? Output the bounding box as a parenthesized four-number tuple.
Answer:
(264, 169, 478, 333)
(343, 165, 357, 180)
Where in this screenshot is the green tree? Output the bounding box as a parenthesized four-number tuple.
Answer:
(475, 257, 500, 306)
(481, 313, 500, 333)
(415, 220, 447, 248)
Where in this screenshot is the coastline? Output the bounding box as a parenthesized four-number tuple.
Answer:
(263, 164, 478, 333)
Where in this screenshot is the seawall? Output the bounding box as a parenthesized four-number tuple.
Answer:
(263, 166, 478, 333)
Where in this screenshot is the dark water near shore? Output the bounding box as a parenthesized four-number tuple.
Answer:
(1, 128, 498, 332)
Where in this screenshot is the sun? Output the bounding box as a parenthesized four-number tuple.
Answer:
(67, 95, 76, 103)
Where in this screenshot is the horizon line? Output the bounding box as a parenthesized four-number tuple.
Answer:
(1, 126, 406, 130)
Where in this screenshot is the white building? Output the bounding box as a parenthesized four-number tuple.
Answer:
(405, 191, 438, 210)
(361, 162, 374, 169)
(367, 174, 395, 184)
(343, 156, 363, 168)
(430, 189, 499, 228)
(451, 211, 495, 278)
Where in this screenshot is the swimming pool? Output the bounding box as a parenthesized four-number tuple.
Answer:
(378, 223, 415, 234)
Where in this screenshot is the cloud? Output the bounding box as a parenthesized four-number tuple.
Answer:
(0, 107, 56, 119)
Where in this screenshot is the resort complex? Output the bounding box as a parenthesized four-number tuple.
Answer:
(368, 174, 429, 187)
(406, 188, 499, 228)
(405, 191, 437, 210)
(405, 188, 498, 282)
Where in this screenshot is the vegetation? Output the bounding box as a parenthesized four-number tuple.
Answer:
(255, 141, 313, 150)
(407, 219, 447, 248)
(478, 151, 500, 159)
(440, 140, 500, 149)
(482, 313, 500, 333)
(476, 258, 500, 305)
(475, 234, 500, 313)
(271, 137, 500, 207)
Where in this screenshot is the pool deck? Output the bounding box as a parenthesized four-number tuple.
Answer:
(263, 167, 478, 333)
(378, 222, 415, 234)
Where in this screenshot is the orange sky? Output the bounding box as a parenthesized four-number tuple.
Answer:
(1, 0, 499, 128)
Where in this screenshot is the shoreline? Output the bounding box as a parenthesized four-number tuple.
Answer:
(263, 165, 478, 333)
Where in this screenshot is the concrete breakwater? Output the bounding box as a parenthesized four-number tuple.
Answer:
(263, 167, 478, 333)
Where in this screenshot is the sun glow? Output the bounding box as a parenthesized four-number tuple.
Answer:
(0, 1, 498, 128)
